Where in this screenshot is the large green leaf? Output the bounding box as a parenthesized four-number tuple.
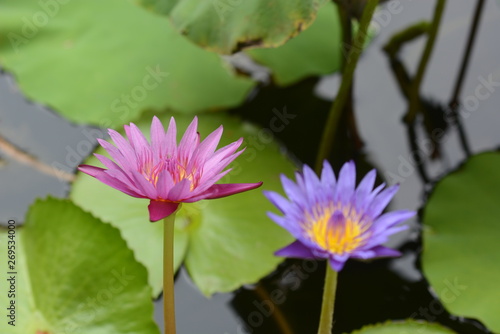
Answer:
(0, 198, 159, 334)
(422, 152, 500, 333)
(71, 112, 296, 296)
(346, 320, 455, 333)
(135, 0, 327, 54)
(247, 2, 342, 86)
(0, 0, 254, 127)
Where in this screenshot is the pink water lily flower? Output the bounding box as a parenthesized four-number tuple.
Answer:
(78, 116, 262, 222)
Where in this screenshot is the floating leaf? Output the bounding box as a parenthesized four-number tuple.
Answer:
(0, 198, 159, 334)
(422, 152, 500, 333)
(247, 2, 342, 86)
(346, 320, 455, 333)
(0, 0, 254, 127)
(135, 0, 327, 54)
(71, 112, 296, 296)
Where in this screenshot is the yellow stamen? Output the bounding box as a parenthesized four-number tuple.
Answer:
(305, 203, 370, 255)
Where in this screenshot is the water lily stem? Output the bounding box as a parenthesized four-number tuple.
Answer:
(317, 265, 338, 334)
(315, 0, 379, 171)
(163, 214, 177, 334)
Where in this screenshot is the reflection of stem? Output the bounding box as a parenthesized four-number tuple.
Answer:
(254, 285, 294, 334)
(316, 266, 338, 334)
(163, 214, 177, 334)
(338, 1, 364, 150)
(315, 0, 379, 171)
(406, 123, 430, 184)
(0, 134, 75, 182)
(405, 0, 446, 123)
(449, 0, 485, 157)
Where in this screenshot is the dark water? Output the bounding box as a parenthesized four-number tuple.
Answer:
(1, 0, 499, 333)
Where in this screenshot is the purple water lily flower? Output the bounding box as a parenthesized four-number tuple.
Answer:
(264, 161, 415, 272)
(79, 116, 262, 222)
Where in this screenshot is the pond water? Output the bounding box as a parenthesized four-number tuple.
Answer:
(0, 0, 499, 333)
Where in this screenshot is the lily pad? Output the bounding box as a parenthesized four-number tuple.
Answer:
(422, 152, 500, 333)
(346, 320, 455, 333)
(0, 0, 254, 127)
(135, 0, 327, 54)
(0, 198, 159, 334)
(71, 112, 296, 296)
(246, 2, 342, 86)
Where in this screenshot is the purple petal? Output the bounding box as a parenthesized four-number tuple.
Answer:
(148, 200, 180, 222)
(366, 185, 399, 218)
(320, 160, 336, 191)
(202, 182, 263, 200)
(280, 174, 307, 206)
(335, 161, 356, 205)
(275, 240, 316, 259)
(302, 165, 322, 204)
(369, 245, 402, 258)
(263, 190, 291, 213)
(267, 212, 304, 240)
(372, 210, 415, 232)
(355, 169, 376, 212)
(328, 255, 348, 272)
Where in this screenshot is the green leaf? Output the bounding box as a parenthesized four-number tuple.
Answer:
(345, 320, 456, 333)
(246, 2, 342, 86)
(422, 152, 500, 333)
(71, 112, 296, 296)
(0, 198, 159, 334)
(135, 0, 327, 54)
(0, 0, 254, 127)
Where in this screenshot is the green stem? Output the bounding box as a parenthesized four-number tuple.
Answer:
(317, 266, 338, 334)
(163, 214, 177, 334)
(405, 0, 446, 123)
(315, 0, 379, 171)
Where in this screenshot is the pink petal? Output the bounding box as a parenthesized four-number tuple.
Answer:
(129, 170, 158, 199)
(125, 123, 150, 153)
(178, 116, 199, 163)
(189, 125, 223, 168)
(168, 178, 192, 201)
(148, 200, 180, 222)
(151, 116, 166, 157)
(156, 170, 175, 199)
(97, 138, 131, 170)
(209, 138, 243, 163)
(200, 182, 263, 200)
(94, 153, 122, 172)
(198, 149, 244, 185)
(107, 130, 137, 166)
(78, 165, 105, 177)
(165, 117, 177, 158)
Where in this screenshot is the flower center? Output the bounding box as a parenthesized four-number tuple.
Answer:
(140, 157, 199, 190)
(305, 204, 370, 255)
